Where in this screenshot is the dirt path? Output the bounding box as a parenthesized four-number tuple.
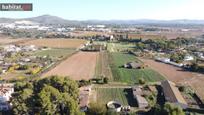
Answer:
(42, 51, 98, 80)
(140, 58, 204, 101)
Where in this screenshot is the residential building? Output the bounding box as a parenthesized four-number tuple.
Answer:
(161, 80, 188, 109)
(132, 86, 148, 109)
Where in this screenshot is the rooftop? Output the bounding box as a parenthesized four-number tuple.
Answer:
(161, 80, 187, 105)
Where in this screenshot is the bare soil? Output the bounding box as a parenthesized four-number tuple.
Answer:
(21, 38, 86, 48)
(0, 37, 26, 45)
(43, 51, 98, 80)
(140, 58, 204, 101)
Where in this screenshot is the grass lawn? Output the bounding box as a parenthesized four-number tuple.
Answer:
(96, 88, 137, 106)
(34, 48, 75, 59)
(109, 52, 165, 84)
(0, 70, 29, 81)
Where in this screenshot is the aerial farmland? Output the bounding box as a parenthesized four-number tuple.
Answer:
(0, 11, 204, 115)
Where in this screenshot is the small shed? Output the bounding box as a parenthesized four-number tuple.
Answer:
(132, 86, 148, 109)
(135, 95, 149, 109)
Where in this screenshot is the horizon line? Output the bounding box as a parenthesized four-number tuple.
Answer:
(1, 14, 204, 21)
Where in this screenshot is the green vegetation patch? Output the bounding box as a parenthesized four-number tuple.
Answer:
(11, 76, 84, 115)
(110, 52, 165, 84)
(96, 88, 136, 106)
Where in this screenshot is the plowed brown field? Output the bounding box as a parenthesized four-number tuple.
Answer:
(140, 58, 204, 101)
(21, 38, 86, 48)
(43, 51, 98, 80)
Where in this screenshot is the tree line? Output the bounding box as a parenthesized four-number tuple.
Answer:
(11, 76, 84, 115)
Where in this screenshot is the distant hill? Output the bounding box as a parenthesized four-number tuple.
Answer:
(1, 14, 204, 25)
(83, 19, 204, 25)
(26, 15, 79, 25)
(0, 15, 80, 25)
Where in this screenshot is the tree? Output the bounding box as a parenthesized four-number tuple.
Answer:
(103, 77, 109, 84)
(18, 64, 29, 70)
(38, 85, 62, 114)
(163, 102, 185, 115)
(135, 42, 145, 50)
(151, 104, 164, 115)
(61, 93, 84, 115)
(178, 86, 185, 92)
(138, 78, 146, 85)
(170, 53, 185, 63)
(150, 103, 185, 115)
(12, 88, 33, 114)
(11, 76, 83, 115)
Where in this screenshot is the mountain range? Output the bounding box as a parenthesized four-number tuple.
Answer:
(1, 15, 204, 25)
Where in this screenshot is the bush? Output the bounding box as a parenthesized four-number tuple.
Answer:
(178, 86, 185, 92)
(18, 65, 29, 70)
(28, 67, 41, 75)
(8, 66, 15, 72)
(150, 103, 185, 115)
(78, 79, 91, 87)
(103, 77, 109, 84)
(138, 78, 146, 85)
(17, 76, 26, 81)
(163, 102, 185, 115)
(88, 102, 107, 115)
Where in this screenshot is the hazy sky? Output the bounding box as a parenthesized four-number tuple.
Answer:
(0, 0, 203, 20)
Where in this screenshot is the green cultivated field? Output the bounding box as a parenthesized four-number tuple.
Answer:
(109, 52, 165, 84)
(34, 48, 75, 59)
(96, 88, 137, 106)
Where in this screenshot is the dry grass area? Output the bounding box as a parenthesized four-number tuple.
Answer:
(140, 58, 193, 83)
(43, 51, 98, 80)
(0, 35, 26, 45)
(0, 34, 32, 45)
(128, 34, 164, 40)
(0, 39, 23, 44)
(140, 58, 204, 101)
(71, 31, 111, 37)
(95, 51, 113, 79)
(117, 31, 203, 40)
(21, 38, 86, 48)
(159, 31, 203, 39)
